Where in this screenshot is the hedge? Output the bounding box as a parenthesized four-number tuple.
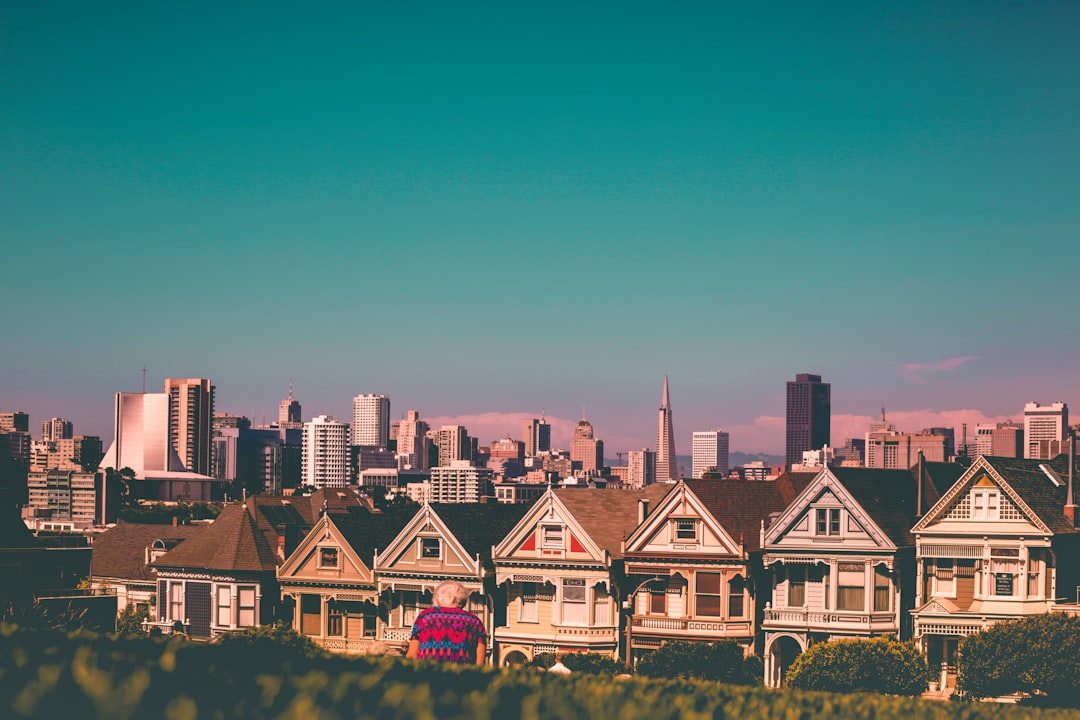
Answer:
(785, 637, 931, 695)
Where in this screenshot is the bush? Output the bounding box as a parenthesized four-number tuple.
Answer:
(785, 637, 930, 695)
(115, 605, 148, 637)
(958, 613, 1080, 707)
(635, 640, 761, 686)
(531, 651, 623, 675)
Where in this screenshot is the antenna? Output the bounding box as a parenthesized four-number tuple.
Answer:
(881, 406, 886, 423)
(288, 377, 294, 401)
(142, 366, 147, 393)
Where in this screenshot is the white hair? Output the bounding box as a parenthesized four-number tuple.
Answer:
(433, 580, 470, 608)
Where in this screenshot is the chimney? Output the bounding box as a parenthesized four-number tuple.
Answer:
(916, 450, 924, 518)
(276, 522, 299, 562)
(638, 499, 649, 525)
(1066, 429, 1077, 527)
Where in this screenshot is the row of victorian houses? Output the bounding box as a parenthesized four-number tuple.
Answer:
(88, 453, 1080, 689)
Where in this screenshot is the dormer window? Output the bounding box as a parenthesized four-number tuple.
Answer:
(815, 508, 840, 536)
(542, 525, 563, 548)
(420, 537, 441, 559)
(973, 490, 999, 520)
(319, 547, 339, 568)
(674, 518, 697, 541)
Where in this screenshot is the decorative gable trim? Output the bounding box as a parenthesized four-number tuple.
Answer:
(374, 505, 478, 576)
(623, 481, 743, 557)
(763, 468, 894, 549)
(913, 457, 1050, 534)
(276, 515, 372, 583)
(492, 489, 607, 575)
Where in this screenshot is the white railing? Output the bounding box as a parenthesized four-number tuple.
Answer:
(318, 637, 375, 654)
(381, 627, 412, 642)
(763, 608, 895, 628)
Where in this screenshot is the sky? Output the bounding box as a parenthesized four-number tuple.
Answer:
(2, 2, 1078, 455)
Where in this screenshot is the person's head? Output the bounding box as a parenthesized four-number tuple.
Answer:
(432, 580, 470, 608)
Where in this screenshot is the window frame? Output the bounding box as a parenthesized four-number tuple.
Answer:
(318, 546, 340, 569)
(561, 578, 588, 625)
(215, 585, 232, 627)
(237, 585, 257, 627)
(694, 572, 723, 617)
(420, 537, 441, 560)
(787, 566, 806, 607)
(519, 582, 539, 623)
(673, 518, 697, 541)
(542, 525, 564, 548)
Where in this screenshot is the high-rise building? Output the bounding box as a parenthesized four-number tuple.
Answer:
(278, 381, 302, 428)
(352, 394, 390, 448)
(301, 415, 350, 489)
(429, 460, 492, 503)
(41, 418, 73, 442)
(570, 419, 604, 475)
(785, 373, 831, 468)
(864, 429, 948, 468)
(692, 430, 730, 479)
(396, 410, 430, 470)
(1024, 402, 1068, 459)
(627, 449, 655, 489)
(523, 417, 551, 457)
(655, 376, 678, 484)
(100, 392, 172, 475)
(436, 425, 472, 466)
(975, 422, 1023, 459)
(490, 437, 526, 465)
(165, 378, 215, 475)
(0, 411, 29, 433)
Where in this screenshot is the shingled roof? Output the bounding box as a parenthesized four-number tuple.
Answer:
(153, 502, 280, 573)
(982, 454, 1080, 535)
(829, 467, 934, 546)
(553, 484, 672, 559)
(91, 521, 203, 581)
(331, 506, 418, 566)
(686, 473, 816, 552)
(430, 502, 532, 562)
(919, 461, 967, 500)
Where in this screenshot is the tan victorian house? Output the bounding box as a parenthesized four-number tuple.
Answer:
(373, 502, 529, 657)
(912, 454, 1080, 692)
(492, 485, 669, 665)
(623, 476, 812, 665)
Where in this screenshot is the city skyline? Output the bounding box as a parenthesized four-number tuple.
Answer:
(2, 3, 1078, 455)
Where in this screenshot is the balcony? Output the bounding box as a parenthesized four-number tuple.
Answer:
(317, 636, 380, 655)
(763, 607, 896, 633)
(631, 616, 752, 637)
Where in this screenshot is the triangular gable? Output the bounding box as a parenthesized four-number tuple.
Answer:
(624, 481, 743, 557)
(913, 457, 1049, 533)
(375, 505, 478, 576)
(277, 514, 373, 583)
(493, 490, 606, 565)
(764, 469, 893, 550)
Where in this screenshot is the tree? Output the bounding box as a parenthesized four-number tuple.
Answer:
(635, 641, 762, 685)
(116, 604, 150, 637)
(532, 651, 623, 675)
(958, 613, 1080, 707)
(785, 637, 930, 695)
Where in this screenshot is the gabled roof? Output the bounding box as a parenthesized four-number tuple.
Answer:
(919, 462, 967, 499)
(429, 503, 531, 561)
(91, 521, 203, 581)
(153, 502, 280, 573)
(685, 473, 815, 552)
(915, 454, 1080, 534)
(552, 484, 673, 558)
(289, 488, 372, 524)
(829, 467, 937, 547)
(330, 506, 417, 566)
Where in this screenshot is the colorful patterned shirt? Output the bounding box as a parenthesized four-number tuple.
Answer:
(409, 606, 487, 663)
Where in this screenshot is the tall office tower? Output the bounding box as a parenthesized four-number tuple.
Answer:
(655, 376, 678, 483)
(864, 429, 948, 468)
(301, 415, 350, 488)
(0, 411, 29, 433)
(352, 394, 390, 448)
(523, 416, 551, 457)
(41, 418, 73, 442)
(692, 430, 730, 479)
(785, 373, 831, 468)
(429, 460, 493, 503)
(278, 381, 302, 427)
(101, 392, 172, 475)
(436, 425, 471, 466)
(627, 449, 655, 489)
(164, 378, 215, 475)
(396, 410, 430, 470)
(570, 418, 604, 475)
(490, 437, 526, 465)
(991, 422, 1023, 458)
(1024, 402, 1068, 459)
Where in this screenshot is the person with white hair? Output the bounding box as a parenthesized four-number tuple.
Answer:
(405, 580, 487, 665)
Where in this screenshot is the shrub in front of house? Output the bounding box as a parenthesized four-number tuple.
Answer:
(784, 636, 930, 695)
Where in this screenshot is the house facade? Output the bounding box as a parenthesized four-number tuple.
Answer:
(492, 485, 669, 665)
(761, 466, 957, 687)
(911, 455, 1080, 691)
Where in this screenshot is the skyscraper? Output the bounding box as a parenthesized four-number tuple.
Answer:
(523, 416, 551, 457)
(785, 373, 831, 468)
(278, 381, 301, 428)
(165, 378, 215, 475)
(655, 376, 678, 483)
(100, 392, 172, 476)
(627, 449, 655, 489)
(396, 410, 430, 470)
(1024, 401, 1068, 459)
(352, 394, 390, 448)
(692, 430, 730, 479)
(301, 415, 350, 488)
(436, 425, 471, 466)
(41, 418, 73, 442)
(570, 418, 604, 475)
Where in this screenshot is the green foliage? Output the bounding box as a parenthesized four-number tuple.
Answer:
(117, 501, 222, 525)
(115, 605, 149, 638)
(213, 621, 326, 662)
(958, 613, 1080, 706)
(5, 626, 1080, 720)
(785, 637, 930, 696)
(635, 640, 761, 686)
(531, 652, 623, 675)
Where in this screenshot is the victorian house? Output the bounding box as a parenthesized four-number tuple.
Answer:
(623, 476, 813, 665)
(373, 502, 529, 657)
(277, 505, 414, 654)
(911, 454, 1080, 692)
(492, 485, 669, 666)
(760, 464, 960, 687)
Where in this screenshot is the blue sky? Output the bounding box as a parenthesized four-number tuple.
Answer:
(2, 2, 1078, 454)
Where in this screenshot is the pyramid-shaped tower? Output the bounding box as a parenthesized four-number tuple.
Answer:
(655, 376, 678, 483)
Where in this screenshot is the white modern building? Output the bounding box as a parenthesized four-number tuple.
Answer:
(396, 410, 429, 470)
(1024, 401, 1068, 459)
(692, 430, 730, 479)
(626, 448, 655, 489)
(100, 392, 174, 476)
(429, 460, 492, 503)
(302, 415, 351, 488)
(352, 394, 390, 448)
(164, 378, 215, 475)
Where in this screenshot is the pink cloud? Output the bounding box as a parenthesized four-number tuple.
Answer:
(900, 355, 978, 384)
